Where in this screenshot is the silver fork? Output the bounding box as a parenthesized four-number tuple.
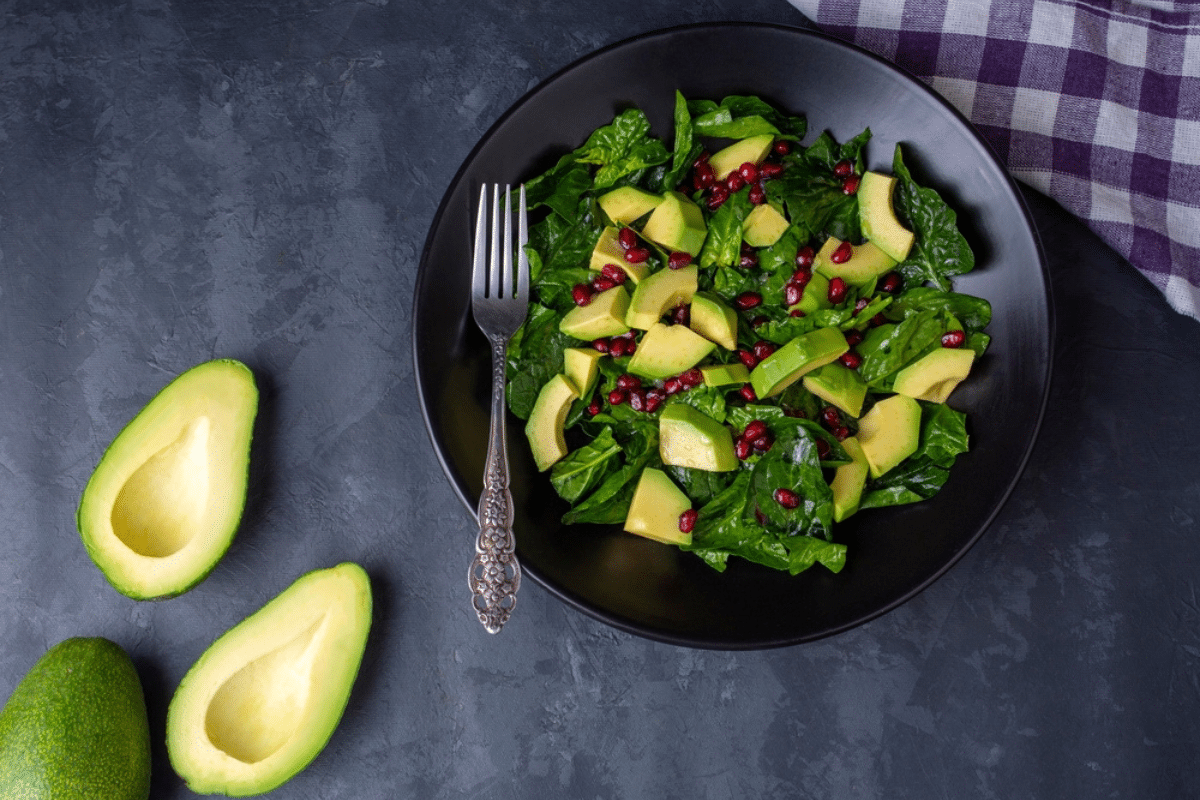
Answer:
(468, 183, 529, 633)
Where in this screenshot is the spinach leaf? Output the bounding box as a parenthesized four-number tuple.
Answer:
(765, 129, 869, 243)
(857, 310, 947, 388)
(576, 108, 670, 190)
(891, 145, 975, 290)
(663, 91, 702, 191)
(683, 473, 791, 573)
(506, 303, 571, 419)
(550, 426, 622, 503)
(700, 189, 754, 268)
(748, 425, 834, 540)
(888, 287, 992, 331)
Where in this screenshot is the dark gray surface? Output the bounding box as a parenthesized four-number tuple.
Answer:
(0, 1, 1196, 798)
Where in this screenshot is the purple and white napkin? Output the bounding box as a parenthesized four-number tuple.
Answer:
(787, 0, 1200, 320)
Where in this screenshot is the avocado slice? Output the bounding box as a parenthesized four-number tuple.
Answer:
(525, 374, 580, 471)
(597, 186, 662, 226)
(627, 322, 716, 381)
(560, 285, 632, 339)
(563, 347, 604, 398)
(167, 563, 372, 797)
(0, 637, 150, 800)
(749, 327, 849, 399)
(796, 271, 832, 314)
(623, 468, 692, 545)
(830, 436, 869, 522)
(77, 359, 258, 600)
(858, 171, 915, 262)
(708, 134, 774, 180)
(689, 291, 738, 350)
(742, 202, 790, 248)
(700, 362, 751, 387)
(892, 347, 975, 403)
(659, 404, 738, 472)
(814, 237, 897, 287)
(625, 263, 698, 330)
(640, 191, 708, 256)
(589, 227, 649, 283)
(857, 394, 922, 478)
(803, 362, 868, 418)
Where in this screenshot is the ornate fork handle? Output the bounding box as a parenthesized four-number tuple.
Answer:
(469, 333, 521, 633)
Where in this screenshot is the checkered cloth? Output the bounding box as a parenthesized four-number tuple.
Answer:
(786, 0, 1200, 320)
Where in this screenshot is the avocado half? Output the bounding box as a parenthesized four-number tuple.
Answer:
(77, 359, 258, 600)
(167, 563, 373, 797)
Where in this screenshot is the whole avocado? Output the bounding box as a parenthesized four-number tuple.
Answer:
(0, 637, 151, 800)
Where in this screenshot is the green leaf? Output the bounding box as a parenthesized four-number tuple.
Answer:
(576, 108, 671, 190)
(700, 189, 754, 269)
(891, 145, 975, 290)
(549, 427, 622, 503)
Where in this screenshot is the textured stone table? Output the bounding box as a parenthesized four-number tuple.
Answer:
(1, 1, 1197, 797)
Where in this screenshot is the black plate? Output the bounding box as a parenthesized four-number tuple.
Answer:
(413, 22, 1052, 649)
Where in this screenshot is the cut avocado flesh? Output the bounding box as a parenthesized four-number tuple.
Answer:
(627, 322, 715, 381)
(0, 637, 151, 800)
(640, 191, 707, 256)
(659, 404, 737, 472)
(857, 394, 921, 478)
(525, 374, 580, 471)
(830, 436, 869, 522)
(598, 186, 662, 226)
(623, 468, 692, 546)
(750, 327, 849, 399)
(814, 237, 897, 287)
(167, 563, 372, 797)
(796, 271, 832, 314)
(858, 171, 914, 262)
(742, 203, 790, 248)
(563, 347, 603, 398)
(625, 264, 698, 330)
(560, 285, 632, 339)
(589, 227, 649, 283)
(803, 362, 868, 418)
(708, 134, 774, 180)
(77, 359, 258, 600)
(701, 362, 751, 387)
(892, 347, 975, 403)
(689, 291, 738, 350)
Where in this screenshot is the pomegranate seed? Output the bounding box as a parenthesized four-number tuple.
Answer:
(624, 246, 650, 264)
(739, 162, 760, 183)
(740, 251, 759, 269)
(782, 407, 806, 418)
(591, 338, 610, 353)
(752, 432, 774, 453)
(601, 263, 627, 284)
(587, 398, 602, 416)
(828, 277, 848, 304)
(592, 276, 616, 292)
(839, 351, 863, 369)
(678, 508, 698, 533)
(793, 269, 813, 290)
(816, 439, 831, 460)
(668, 251, 693, 270)
(842, 174, 861, 195)
(760, 161, 783, 179)
(830, 241, 854, 264)
(739, 384, 758, 402)
(735, 437, 753, 460)
(853, 297, 869, 315)
(870, 313, 887, 327)
(707, 185, 730, 210)
(726, 173, 745, 192)
(615, 374, 641, 391)
(795, 245, 815, 269)
(737, 349, 759, 369)
(755, 509, 768, 526)
(693, 151, 710, 167)
(751, 315, 770, 328)
(743, 420, 768, 442)
(833, 425, 851, 441)
(833, 159, 854, 178)
(748, 183, 766, 205)
(608, 389, 626, 405)
(880, 272, 903, 294)
(774, 488, 801, 509)
(663, 377, 683, 395)
(644, 389, 665, 413)
(671, 304, 690, 326)
(679, 368, 704, 388)
(773, 140, 791, 156)
(942, 330, 966, 348)
(571, 283, 593, 306)
(735, 292, 763, 310)
(628, 389, 647, 412)
(789, 308, 806, 318)
(844, 329, 864, 347)
(821, 406, 841, 427)
(752, 341, 777, 361)
(694, 162, 715, 188)
(784, 282, 803, 307)
(609, 337, 628, 358)
(618, 227, 638, 250)
(625, 341, 637, 355)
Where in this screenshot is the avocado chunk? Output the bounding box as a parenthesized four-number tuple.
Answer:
(892, 347, 975, 403)
(830, 436, 869, 522)
(627, 322, 716, 381)
(640, 191, 708, 256)
(700, 362, 751, 387)
(858, 171, 915, 262)
(708, 134, 774, 180)
(689, 291, 738, 350)
(814, 237, 897, 287)
(598, 186, 662, 226)
(856, 394, 922, 478)
(77, 359, 258, 600)
(625, 263, 698, 330)
(795, 270, 832, 314)
(0, 637, 150, 800)
(167, 563, 372, 797)
(659, 404, 738, 472)
(589, 227, 649, 283)
(563, 347, 604, 398)
(803, 362, 868, 418)
(560, 285, 632, 339)
(742, 203, 790, 248)
(525, 374, 580, 471)
(749, 327, 849, 399)
(623, 468, 693, 545)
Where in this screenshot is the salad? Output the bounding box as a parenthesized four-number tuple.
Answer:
(505, 92, 990, 576)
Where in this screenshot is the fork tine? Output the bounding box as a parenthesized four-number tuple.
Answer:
(501, 184, 513, 299)
(516, 184, 529, 301)
(472, 184, 489, 299)
(488, 184, 501, 299)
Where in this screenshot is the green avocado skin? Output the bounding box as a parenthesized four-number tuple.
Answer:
(0, 638, 151, 800)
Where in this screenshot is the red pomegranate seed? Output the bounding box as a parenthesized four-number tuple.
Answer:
(726, 173, 745, 192)
(830, 241, 854, 264)
(774, 488, 801, 509)
(625, 246, 650, 264)
(679, 368, 704, 388)
(671, 304, 690, 326)
(839, 351, 863, 369)
(618, 227, 638, 250)
(821, 406, 841, 427)
(871, 313, 887, 327)
(628, 390, 647, 412)
(795, 245, 815, 269)
(678, 508, 698, 533)
(735, 292, 763, 310)
(760, 161, 783, 179)
(707, 185, 730, 210)
(816, 439, 831, 460)
(791, 267, 812, 287)
(735, 437, 753, 460)
(663, 377, 683, 395)
(784, 282, 803, 307)
(789, 308, 806, 318)
(743, 420, 768, 442)
(737, 349, 758, 369)
(842, 174, 861, 195)
(694, 162, 715, 188)
(752, 340, 776, 361)
(740, 251, 759, 269)
(739, 384, 758, 402)
(644, 389, 665, 413)
(625, 341, 637, 355)
(571, 283, 593, 306)
(853, 297, 869, 315)
(782, 407, 806, 418)
(609, 337, 628, 358)
(739, 162, 760, 183)
(828, 277, 848, 304)
(586, 398, 602, 416)
(748, 184, 766, 205)
(615, 373, 641, 391)
(668, 251, 693, 270)
(833, 425, 851, 441)
(942, 330, 967, 348)
(880, 272, 903, 294)
(844, 329, 864, 347)
(752, 431, 774, 453)
(601, 264, 627, 284)
(693, 150, 710, 167)
(592, 276, 616, 292)
(833, 159, 854, 178)
(773, 140, 791, 156)
(608, 389, 626, 405)
(591, 338, 610, 353)
(751, 315, 770, 328)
